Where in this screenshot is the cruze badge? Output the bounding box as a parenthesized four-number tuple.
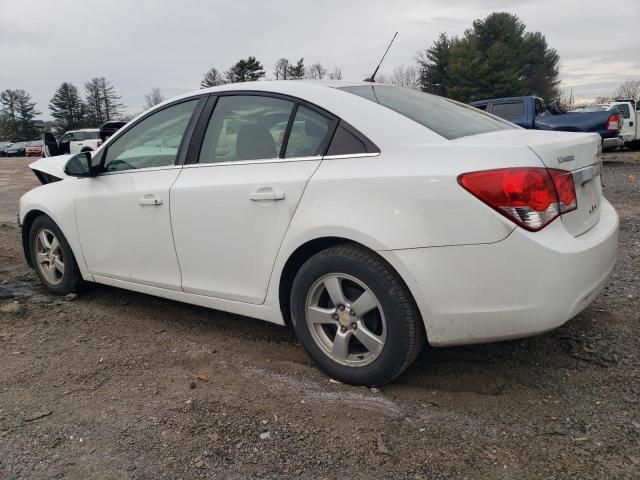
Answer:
(558, 154, 575, 163)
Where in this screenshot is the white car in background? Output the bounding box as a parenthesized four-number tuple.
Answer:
(19, 81, 618, 385)
(608, 100, 640, 148)
(43, 128, 102, 157)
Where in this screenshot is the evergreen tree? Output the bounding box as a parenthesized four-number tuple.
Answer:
(0, 89, 39, 141)
(418, 12, 560, 103)
(0, 90, 19, 140)
(49, 82, 86, 132)
(417, 33, 451, 96)
(200, 67, 226, 88)
(225, 57, 265, 83)
(84, 77, 124, 125)
(287, 58, 305, 80)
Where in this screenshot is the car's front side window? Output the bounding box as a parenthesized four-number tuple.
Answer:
(102, 100, 198, 173)
(198, 95, 295, 164)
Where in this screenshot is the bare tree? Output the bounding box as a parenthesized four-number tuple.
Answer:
(595, 96, 612, 105)
(612, 79, 640, 101)
(328, 67, 343, 80)
(306, 62, 327, 80)
(201, 67, 226, 88)
(144, 88, 164, 109)
(389, 65, 420, 89)
(273, 58, 290, 80)
(375, 73, 390, 84)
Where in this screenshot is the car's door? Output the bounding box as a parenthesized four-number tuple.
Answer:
(75, 98, 203, 290)
(170, 93, 336, 304)
(58, 132, 73, 155)
(611, 103, 634, 141)
(43, 132, 60, 157)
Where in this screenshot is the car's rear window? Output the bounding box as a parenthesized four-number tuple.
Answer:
(491, 101, 525, 120)
(339, 85, 515, 140)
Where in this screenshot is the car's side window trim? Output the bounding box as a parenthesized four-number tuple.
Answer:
(279, 103, 299, 159)
(184, 95, 219, 165)
(185, 90, 341, 166)
(92, 95, 207, 174)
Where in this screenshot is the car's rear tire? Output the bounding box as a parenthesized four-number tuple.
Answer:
(290, 243, 424, 386)
(28, 215, 83, 295)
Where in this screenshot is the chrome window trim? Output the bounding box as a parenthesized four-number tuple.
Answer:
(322, 152, 380, 160)
(182, 155, 322, 168)
(180, 151, 380, 169)
(96, 165, 183, 177)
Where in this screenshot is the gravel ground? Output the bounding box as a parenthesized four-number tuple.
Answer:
(0, 152, 639, 479)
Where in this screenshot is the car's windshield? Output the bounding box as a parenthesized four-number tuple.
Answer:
(339, 85, 516, 140)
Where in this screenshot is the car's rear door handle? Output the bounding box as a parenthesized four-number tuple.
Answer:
(138, 194, 163, 206)
(249, 189, 285, 201)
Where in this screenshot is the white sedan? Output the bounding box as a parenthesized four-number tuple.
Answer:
(19, 81, 618, 385)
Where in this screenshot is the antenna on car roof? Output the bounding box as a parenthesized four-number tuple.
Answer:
(364, 31, 398, 83)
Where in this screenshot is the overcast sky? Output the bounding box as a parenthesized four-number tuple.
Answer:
(1, 0, 638, 119)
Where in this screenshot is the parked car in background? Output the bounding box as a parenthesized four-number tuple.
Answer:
(20, 81, 618, 386)
(43, 129, 101, 157)
(4, 141, 29, 157)
(99, 120, 127, 144)
(471, 96, 623, 149)
(608, 99, 640, 149)
(0, 142, 14, 157)
(25, 141, 44, 157)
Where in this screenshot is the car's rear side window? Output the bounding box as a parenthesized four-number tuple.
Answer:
(340, 85, 515, 140)
(491, 101, 525, 120)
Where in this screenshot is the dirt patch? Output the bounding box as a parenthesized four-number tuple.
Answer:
(0, 154, 639, 479)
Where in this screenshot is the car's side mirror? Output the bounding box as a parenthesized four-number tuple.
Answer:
(64, 152, 93, 177)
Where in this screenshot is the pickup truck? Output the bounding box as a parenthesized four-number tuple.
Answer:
(43, 128, 101, 157)
(470, 96, 623, 150)
(608, 99, 640, 149)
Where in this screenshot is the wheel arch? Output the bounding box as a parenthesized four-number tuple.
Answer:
(277, 236, 426, 342)
(21, 209, 49, 267)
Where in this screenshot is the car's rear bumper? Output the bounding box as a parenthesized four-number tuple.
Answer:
(602, 136, 624, 149)
(379, 199, 619, 346)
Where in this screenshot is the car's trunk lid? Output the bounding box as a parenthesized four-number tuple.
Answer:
(454, 129, 602, 236)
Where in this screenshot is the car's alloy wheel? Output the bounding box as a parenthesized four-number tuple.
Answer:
(291, 244, 425, 386)
(29, 215, 83, 295)
(305, 273, 387, 367)
(34, 228, 65, 285)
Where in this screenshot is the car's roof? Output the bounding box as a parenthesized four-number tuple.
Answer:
(67, 128, 99, 133)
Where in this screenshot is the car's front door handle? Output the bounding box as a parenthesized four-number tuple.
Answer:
(138, 194, 163, 206)
(249, 189, 285, 201)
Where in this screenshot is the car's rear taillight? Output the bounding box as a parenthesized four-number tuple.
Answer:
(607, 113, 620, 131)
(458, 167, 577, 231)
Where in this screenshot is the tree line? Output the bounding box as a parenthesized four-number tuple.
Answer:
(200, 56, 343, 88)
(2, 12, 638, 142)
(0, 77, 125, 141)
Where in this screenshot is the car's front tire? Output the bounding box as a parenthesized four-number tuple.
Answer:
(28, 215, 83, 295)
(290, 244, 424, 386)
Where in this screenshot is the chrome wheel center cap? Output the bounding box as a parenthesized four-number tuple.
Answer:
(337, 310, 353, 327)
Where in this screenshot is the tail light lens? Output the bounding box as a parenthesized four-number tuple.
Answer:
(607, 113, 620, 131)
(458, 167, 577, 231)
